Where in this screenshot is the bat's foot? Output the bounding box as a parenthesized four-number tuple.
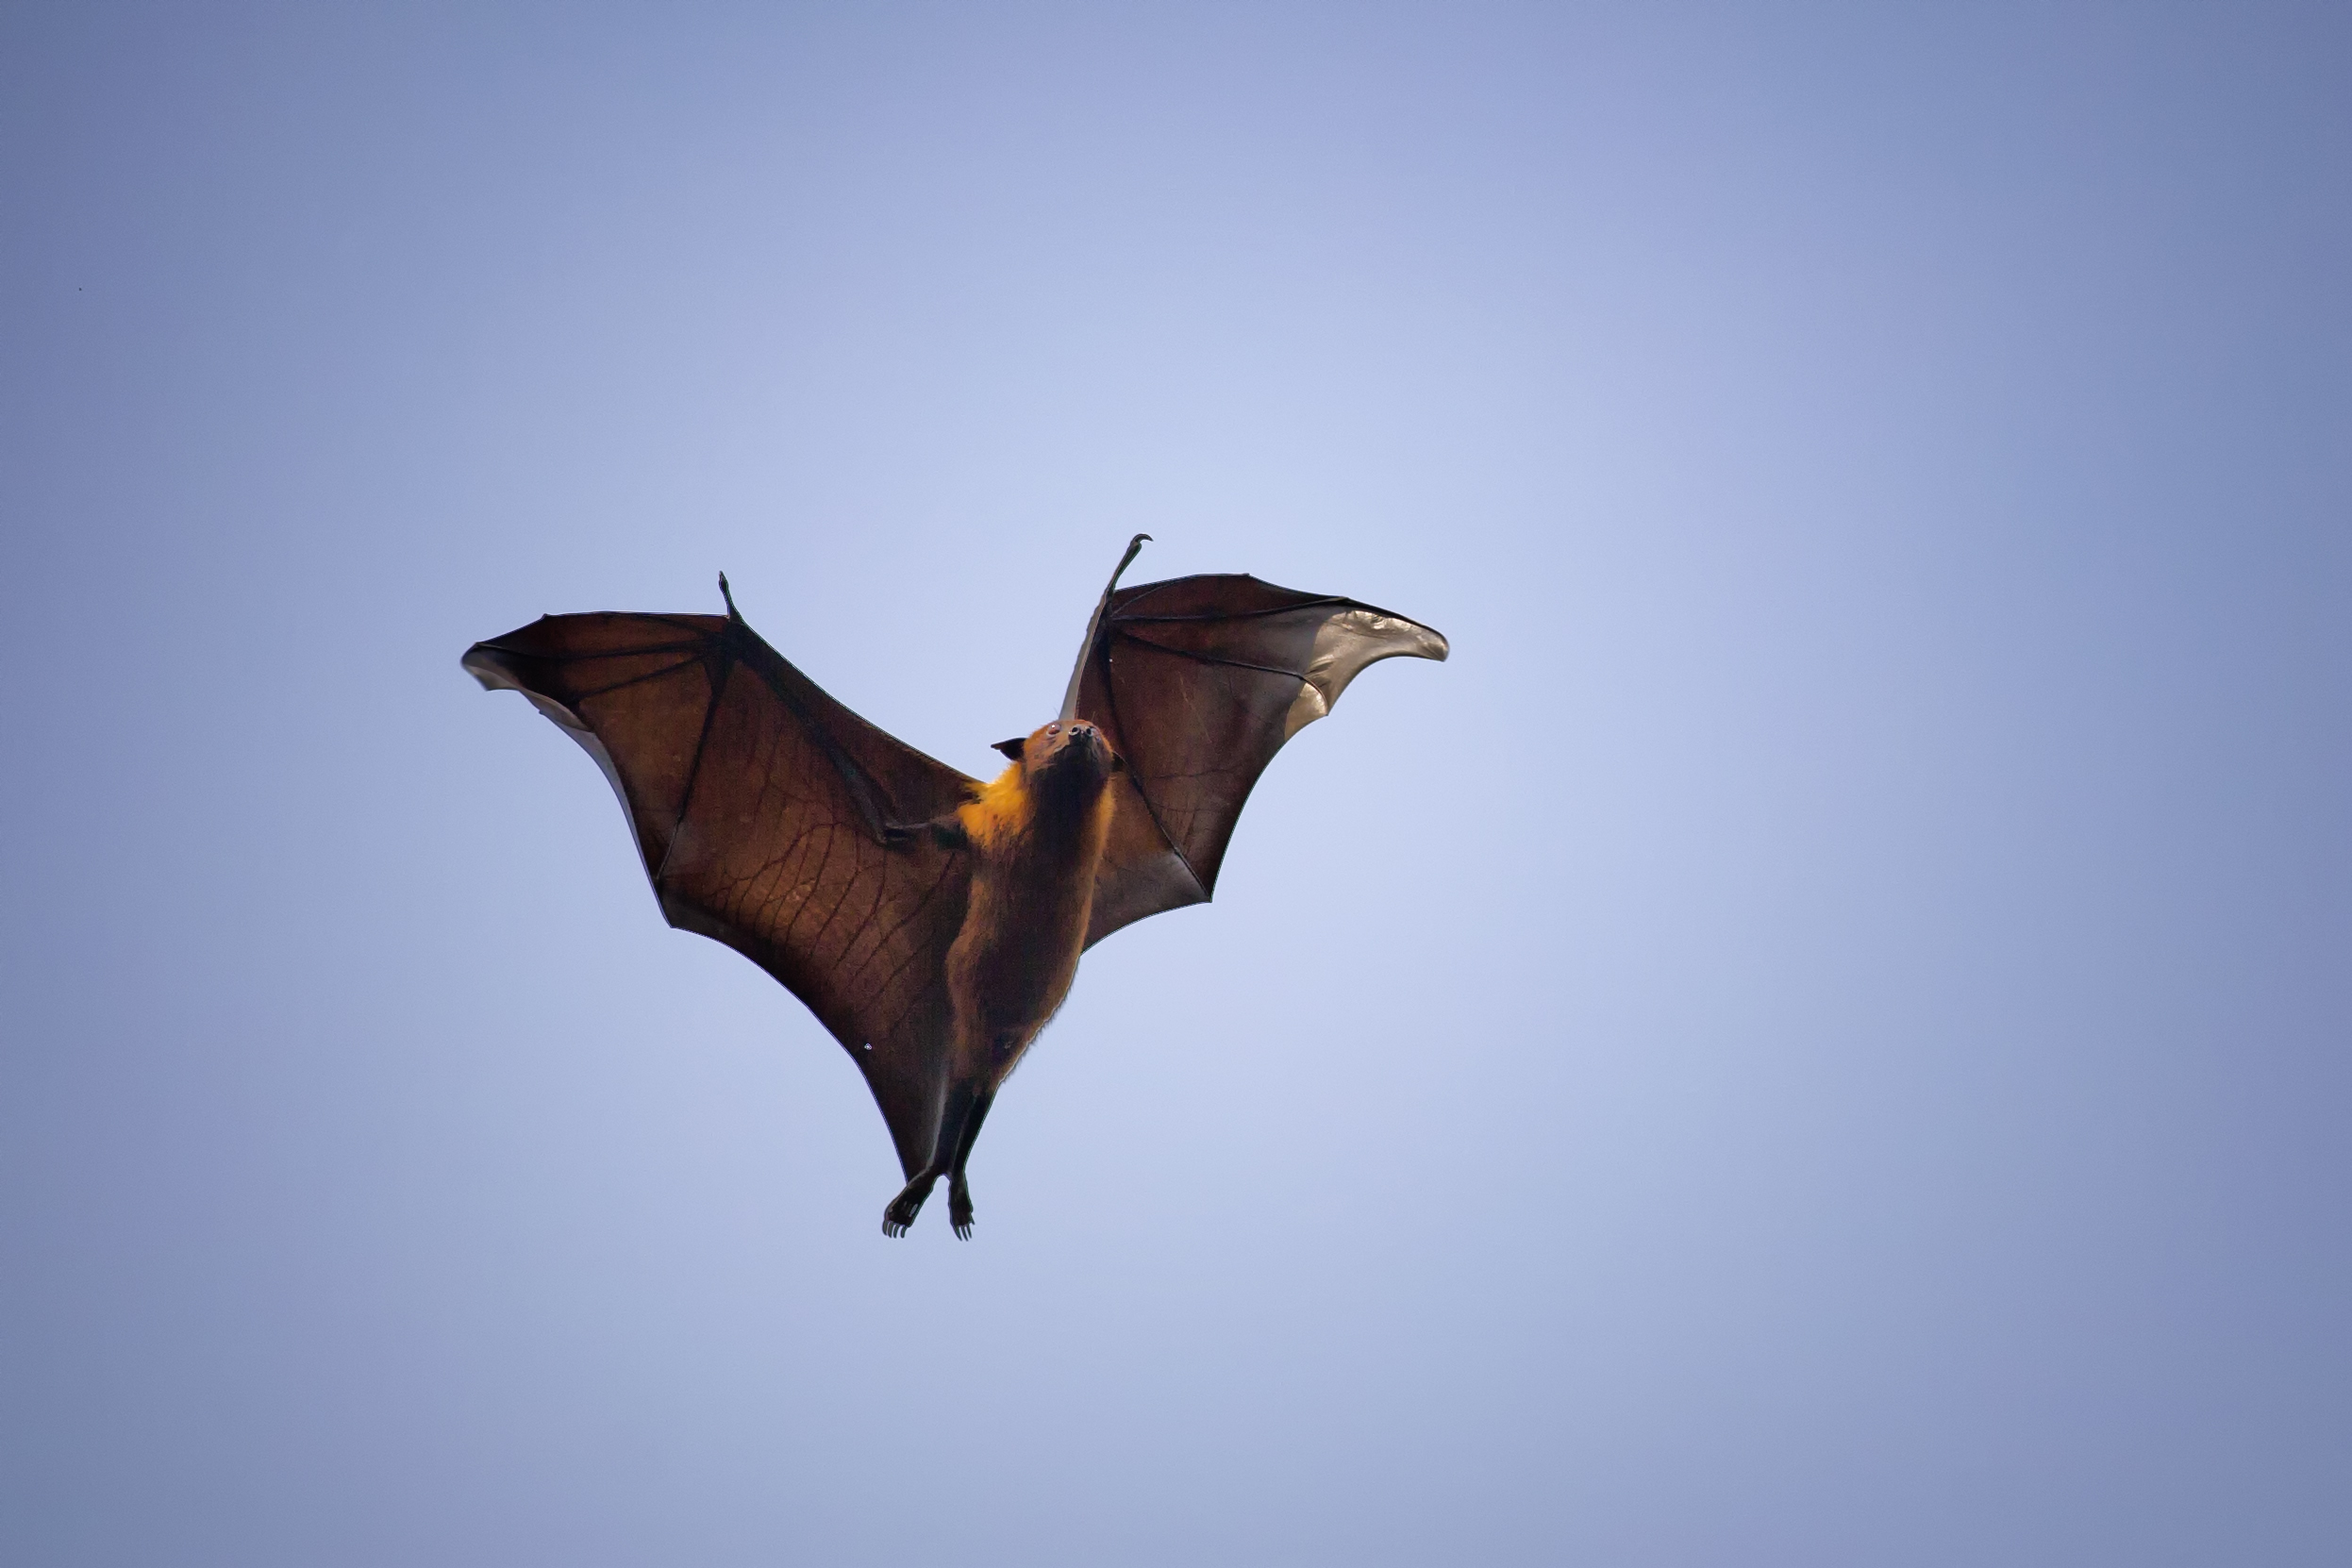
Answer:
(882, 1174, 936, 1237)
(949, 1175, 975, 1241)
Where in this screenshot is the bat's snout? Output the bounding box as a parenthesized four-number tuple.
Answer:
(1056, 720, 1120, 776)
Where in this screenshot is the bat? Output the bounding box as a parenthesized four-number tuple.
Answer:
(462, 536, 1446, 1236)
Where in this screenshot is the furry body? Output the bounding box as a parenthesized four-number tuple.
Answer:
(947, 726, 1118, 1085)
(883, 718, 1120, 1236)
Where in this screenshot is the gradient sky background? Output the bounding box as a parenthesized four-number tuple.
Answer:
(4, 5, 2347, 1564)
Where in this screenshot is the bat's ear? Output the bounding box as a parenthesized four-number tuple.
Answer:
(992, 737, 1026, 762)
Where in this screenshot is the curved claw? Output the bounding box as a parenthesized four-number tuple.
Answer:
(882, 1174, 935, 1237)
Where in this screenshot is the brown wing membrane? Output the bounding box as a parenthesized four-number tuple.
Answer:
(461, 601, 976, 1177)
(1071, 573, 1449, 947)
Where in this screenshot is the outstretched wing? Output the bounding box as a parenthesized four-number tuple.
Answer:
(1069, 573, 1448, 947)
(462, 598, 976, 1177)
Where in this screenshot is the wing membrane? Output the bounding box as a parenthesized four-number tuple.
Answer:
(1072, 575, 1448, 947)
(463, 609, 976, 1176)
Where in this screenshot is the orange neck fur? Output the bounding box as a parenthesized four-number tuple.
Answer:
(956, 762, 1036, 853)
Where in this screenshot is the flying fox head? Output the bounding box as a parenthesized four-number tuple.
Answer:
(991, 718, 1123, 786)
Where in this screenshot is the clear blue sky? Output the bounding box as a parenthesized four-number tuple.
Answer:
(3, 5, 2346, 1563)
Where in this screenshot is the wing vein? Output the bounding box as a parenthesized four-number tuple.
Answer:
(474, 637, 706, 662)
(570, 657, 707, 704)
(653, 649, 733, 884)
(1111, 598, 1353, 625)
(1099, 643, 1209, 901)
(1111, 629, 1312, 682)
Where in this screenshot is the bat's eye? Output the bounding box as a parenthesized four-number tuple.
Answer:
(1046, 723, 1059, 735)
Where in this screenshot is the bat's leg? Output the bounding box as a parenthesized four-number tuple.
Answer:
(881, 1081, 981, 1238)
(946, 1088, 997, 1241)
